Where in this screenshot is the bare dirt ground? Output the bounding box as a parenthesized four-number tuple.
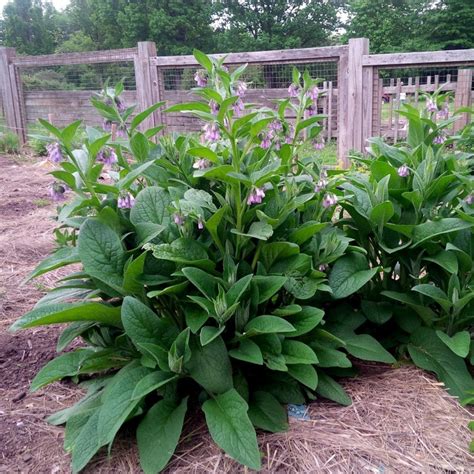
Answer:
(0, 153, 473, 473)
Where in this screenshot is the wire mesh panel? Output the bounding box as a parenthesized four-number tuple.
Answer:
(373, 65, 473, 142)
(18, 61, 137, 128)
(159, 60, 339, 140)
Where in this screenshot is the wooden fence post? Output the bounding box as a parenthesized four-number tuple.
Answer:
(134, 41, 162, 130)
(337, 46, 350, 168)
(347, 38, 369, 155)
(453, 68, 472, 132)
(0, 47, 27, 144)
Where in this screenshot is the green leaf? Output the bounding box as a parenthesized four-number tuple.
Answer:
(244, 316, 296, 335)
(253, 275, 287, 304)
(248, 391, 289, 432)
(147, 238, 211, 269)
(229, 339, 264, 365)
(285, 306, 325, 337)
(123, 252, 147, 295)
(116, 161, 155, 190)
(130, 186, 171, 226)
(31, 349, 94, 391)
(412, 284, 451, 311)
(71, 410, 101, 473)
(344, 334, 396, 363)
(288, 364, 318, 390)
(193, 49, 213, 72)
(181, 267, 217, 299)
(56, 322, 95, 351)
(424, 251, 458, 274)
(232, 222, 273, 240)
(122, 296, 177, 351)
(282, 340, 318, 364)
(260, 242, 299, 270)
(137, 398, 188, 474)
(78, 219, 125, 294)
(200, 325, 225, 346)
(97, 364, 152, 445)
(131, 371, 178, 400)
(202, 389, 261, 470)
(130, 132, 150, 161)
(27, 246, 80, 281)
(412, 218, 473, 246)
(186, 336, 233, 394)
(329, 253, 379, 299)
(10, 302, 122, 331)
(316, 372, 351, 406)
(436, 330, 471, 358)
(361, 300, 392, 325)
(165, 102, 210, 113)
(289, 221, 327, 245)
(131, 101, 165, 131)
(408, 328, 474, 399)
(370, 201, 394, 233)
(226, 274, 253, 307)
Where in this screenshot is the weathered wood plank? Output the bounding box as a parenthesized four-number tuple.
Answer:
(151, 45, 347, 67)
(394, 78, 402, 143)
(12, 48, 137, 67)
(361, 65, 374, 148)
(362, 49, 474, 67)
(454, 69, 473, 132)
(337, 47, 350, 167)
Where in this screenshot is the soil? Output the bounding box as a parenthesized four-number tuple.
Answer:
(0, 153, 473, 473)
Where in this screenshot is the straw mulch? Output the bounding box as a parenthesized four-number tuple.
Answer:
(1, 154, 473, 473)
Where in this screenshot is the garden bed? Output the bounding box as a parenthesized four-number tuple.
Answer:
(0, 153, 473, 473)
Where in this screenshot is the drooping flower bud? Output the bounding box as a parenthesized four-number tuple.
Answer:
(197, 217, 204, 230)
(47, 143, 63, 163)
(288, 83, 300, 97)
(202, 122, 220, 142)
(192, 158, 211, 170)
(313, 140, 325, 150)
(49, 182, 67, 201)
(318, 263, 328, 272)
(397, 164, 410, 177)
(426, 98, 438, 113)
(209, 100, 219, 115)
(173, 213, 185, 226)
(232, 98, 245, 117)
(322, 193, 338, 208)
(247, 187, 266, 205)
(465, 194, 474, 205)
(236, 81, 248, 97)
(433, 135, 446, 145)
(96, 147, 118, 165)
(194, 69, 207, 87)
(259, 131, 272, 149)
(118, 193, 135, 209)
(307, 86, 319, 102)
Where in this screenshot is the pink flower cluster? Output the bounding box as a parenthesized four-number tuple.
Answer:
(314, 169, 328, 192)
(202, 122, 220, 142)
(47, 143, 63, 163)
(322, 193, 337, 208)
(118, 193, 135, 209)
(194, 70, 207, 87)
(96, 147, 118, 165)
(49, 182, 67, 201)
(247, 186, 265, 205)
(193, 158, 211, 170)
(398, 164, 410, 177)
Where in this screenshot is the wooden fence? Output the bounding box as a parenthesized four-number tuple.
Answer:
(0, 39, 473, 167)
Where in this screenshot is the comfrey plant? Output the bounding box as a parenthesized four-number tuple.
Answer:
(11, 52, 388, 473)
(339, 98, 474, 401)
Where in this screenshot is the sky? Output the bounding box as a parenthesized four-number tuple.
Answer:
(0, 0, 70, 11)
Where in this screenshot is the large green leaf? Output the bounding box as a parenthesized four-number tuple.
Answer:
(412, 218, 473, 246)
(202, 389, 261, 470)
(130, 186, 171, 226)
(248, 391, 289, 432)
(229, 339, 264, 365)
(27, 246, 80, 281)
(244, 316, 296, 335)
(252, 275, 287, 304)
(285, 306, 325, 337)
(71, 410, 101, 473)
(186, 336, 233, 394)
(436, 330, 471, 358)
(97, 364, 152, 445)
(315, 372, 351, 406)
(329, 253, 379, 299)
(137, 398, 188, 474)
(288, 364, 318, 390)
(408, 327, 474, 399)
(344, 334, 396, 363)
(78, 219, 125, 294)
(121, 296, 177, 351)
(10, 302, 122, 331)
(282, 340, 319, 364)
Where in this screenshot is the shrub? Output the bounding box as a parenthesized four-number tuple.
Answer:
(0, 130, 20, 154)
(11, 53, 390, 473)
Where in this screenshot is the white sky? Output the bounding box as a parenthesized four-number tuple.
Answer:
(0, 0, 70, 12)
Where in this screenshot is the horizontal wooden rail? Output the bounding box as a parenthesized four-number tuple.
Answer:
(11, 48, 137, 67)
(363, 49, 474, 67)
(151, 45, 347, 67)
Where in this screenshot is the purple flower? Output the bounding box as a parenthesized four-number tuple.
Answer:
(118, 193, 135, 209)
(322, 193, 337, 208)
(397, 164, 410, 177)
(288, 83, 300, 97)
(247, 187, 265, 205)
(194, 70, 207, 87)
(222, 65, 229, 73)
(193, 158, 211, 170)
(236, 81, 247, 97)
(209, 100, 219, 115)
(259, 132, 272, 149)
(173, 213, 185, 226)
(426, 98, 438, 113)
(307, 86, 319, 102)
(116, 126, 127, 138)
(433, 135, 446, 145)
(269, 120, 283, 133)
(314, 176, 328, 192)
(437, 102, 449, 119)
(96, 147, 118, 165)
(273, 139, 281, 151)
(465, 194, 474, 205)
(49, 182, 67, 201)
(313, 140, 325, 150)
(318, 263, 328, 272)
(197, 217, 204, 230)
(103, 120, 112, 132)
(232, 98, 245, 117)
(47, 143, 63, 163)
(115, 97, 126, 113)
(306, 104, 317, 117)
(203, 122, 220, 142)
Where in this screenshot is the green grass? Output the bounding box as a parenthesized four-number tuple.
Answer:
(33, 198, 51, 208)
(300, 140, 338, 167)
